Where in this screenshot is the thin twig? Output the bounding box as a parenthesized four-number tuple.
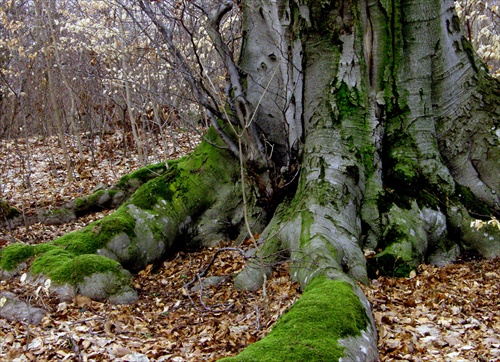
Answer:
(184, 247, 246, 290)
(183, 247, 245, 313)
(254, 305, 261, 332)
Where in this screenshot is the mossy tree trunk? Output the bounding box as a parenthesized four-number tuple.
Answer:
(2, 0, 500, 360)
(231, 0, 499, 360)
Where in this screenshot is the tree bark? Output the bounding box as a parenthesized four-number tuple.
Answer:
(232, 0, 500, 359)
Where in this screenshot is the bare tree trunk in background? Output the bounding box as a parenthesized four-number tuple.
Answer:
(119, 14, 146, 166)
(43, 0, 84, 162)
(34, 0, 73, 182)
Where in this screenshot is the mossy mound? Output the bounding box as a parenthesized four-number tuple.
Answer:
(0, 242, 136, 303)
(220, 276, 370, 362)
(0, 243, 124, 284)
(30, 250, 121, 284)
(54, 209, 137, 255)
(0, 243, 37, 271)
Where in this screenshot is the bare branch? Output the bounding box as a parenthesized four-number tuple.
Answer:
(134, 0, 241, 158)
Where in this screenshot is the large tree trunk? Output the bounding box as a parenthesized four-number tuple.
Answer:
(1, 0, 499, 360)
(231, 0, 499, 359)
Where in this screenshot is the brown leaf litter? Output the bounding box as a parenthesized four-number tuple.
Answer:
(1, 130, 499, 361)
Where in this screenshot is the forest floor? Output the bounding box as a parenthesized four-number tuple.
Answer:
(0, 129, 499, 362)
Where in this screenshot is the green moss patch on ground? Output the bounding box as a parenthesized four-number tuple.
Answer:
(0, 243, 37, 270)
(220, 275, 370, 362)
(31, 251, 122, 285)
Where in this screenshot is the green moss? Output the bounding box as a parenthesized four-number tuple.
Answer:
(65, 254, 122, 284)
(220, 276, 369, 362)
(88, 190, 106, 204)
(74, 197, 88, 210)
(1, 228, 127, 284)
(73, 189, 124, 216)
(368, 243, 415, 278)
(31, 250, 121, 284)
(392, 156, 418, 183)
(95, 210, 136, 239)
(377, 154, 446, 214)
(50, 208, 73, 217)
(384, 129, 419, 186)
(368, 202, 426, 277)
(455, 184, 493, 217)
(33, 243, 59, 255)
(1, 128, 239, 287)
(300, 210, 314, 247)
(30, 248, 74, 279)
(52, 230, 97, 254)
(334, 82, 361, 121)
(73, 196, 95, 216)
(331, 80, 374, 183)
(368, 252, 414, 278)
(129, 167, 178, 210)
(0, 243, 37, 270)
(130, 135, 237, 218)
(54, 209, 136, 254)
(115, 162, 167, 190)
(318, 233, 338, 260)
(357, 145, 375, 178)
(0, 243, 64, 271)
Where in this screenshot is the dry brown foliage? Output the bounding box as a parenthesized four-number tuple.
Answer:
(1, 130, 498, 361)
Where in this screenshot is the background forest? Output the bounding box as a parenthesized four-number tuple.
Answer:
(0, 1, 499, 361)
(1, 0, 499, 167)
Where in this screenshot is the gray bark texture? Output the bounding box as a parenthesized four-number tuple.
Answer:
(232, 0, 499, 360)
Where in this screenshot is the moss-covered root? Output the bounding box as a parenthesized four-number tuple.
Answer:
(70, 162, 170, 216)
(37, 162, 170, 225)
(368, 199, 500, 278)
(1, 130, 248, 303)
(0, 243, 137, 304)
(221, 275, 378, 362)
(31, 252, 137, 304)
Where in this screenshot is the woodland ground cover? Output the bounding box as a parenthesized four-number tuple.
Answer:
(0, 130, 498, 361)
